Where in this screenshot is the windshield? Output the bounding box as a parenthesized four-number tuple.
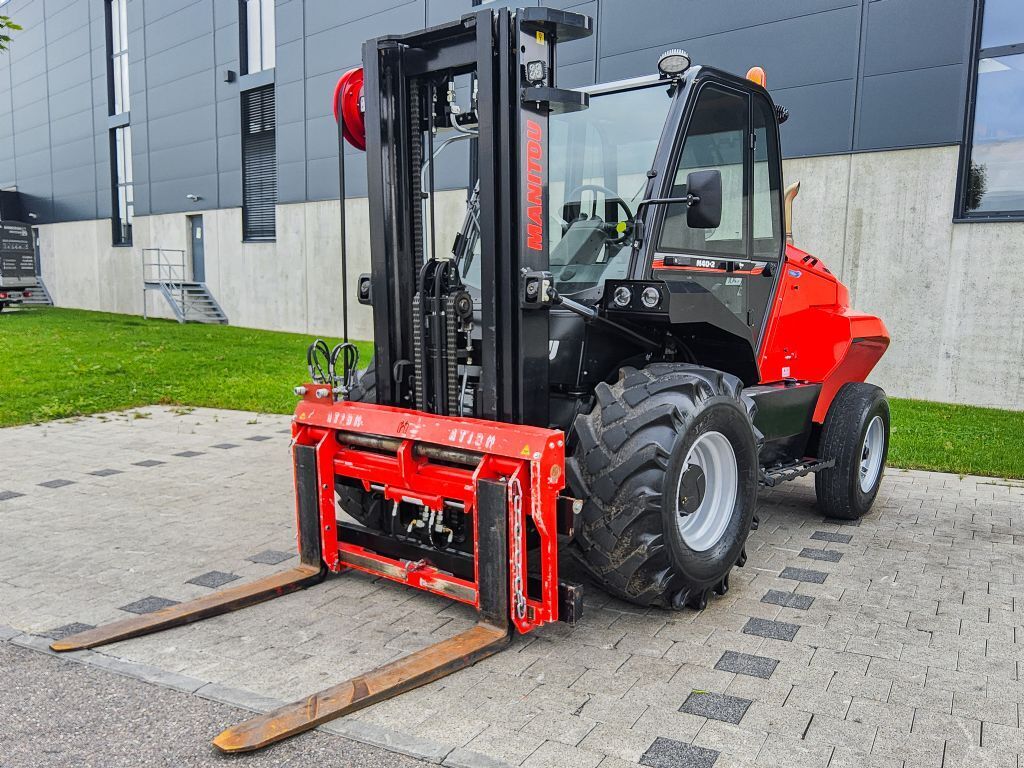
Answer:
(549, 83, 672, 293)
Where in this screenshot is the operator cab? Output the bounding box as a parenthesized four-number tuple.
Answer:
(536, 65, 785, 413)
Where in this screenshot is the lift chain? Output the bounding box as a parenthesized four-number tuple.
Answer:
(445, 292, 460, 415)
(412, 293, 426, 412)
(509, 475, 527, 621)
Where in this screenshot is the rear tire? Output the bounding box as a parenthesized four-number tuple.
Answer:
(336, 361, 386, 529)
(567, 364, 760, 610)
(814, 383, 890, 520)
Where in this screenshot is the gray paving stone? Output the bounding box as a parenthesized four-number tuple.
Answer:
(742, 617, 800, 642)
(246, 435, 273, 441)
(119, 596, 180, 614)
(89, 468, 123, 477)
(212, 442, 239, 449)
(679, 691, 752, 724)
(132, 459, 165, 468)
(779, 567, 828, 584)
(5, 405, 1018, 768)
(38, 478, 75, 488)
(714, 650, 778, 679)
(43, 622, 96, 640)
(761, 590, 815, 610)
(186, 570, 240, 589)
(193, 682, 286, 713)
(0, 490, 25, 501)
(247, 549, 295, 565)
(810, 531, 853, 544)
(799, 548, 843, 562)
(640, 737, 719, 768)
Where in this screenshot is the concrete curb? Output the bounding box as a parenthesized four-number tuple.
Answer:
(0, 622, 486, 765)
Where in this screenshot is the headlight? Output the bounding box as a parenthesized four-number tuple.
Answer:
(640, 286, 661, 308)
(612, 286, 632, 308)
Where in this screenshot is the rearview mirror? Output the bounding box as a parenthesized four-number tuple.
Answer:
(686, 170, 722, 229)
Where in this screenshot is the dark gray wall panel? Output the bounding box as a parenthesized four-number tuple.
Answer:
(856, 64, 967, 150)
(599, 7, 861, 90)
(863, 0, 973, 76)
(0, 0, 977, 226)
(599, 0, 858, 58)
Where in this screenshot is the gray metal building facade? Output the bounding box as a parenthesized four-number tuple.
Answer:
(2, 0, 1023, 412)
(0, 0, 979, 223)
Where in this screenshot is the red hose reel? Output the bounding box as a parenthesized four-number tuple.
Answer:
(333, 67, 366, 151)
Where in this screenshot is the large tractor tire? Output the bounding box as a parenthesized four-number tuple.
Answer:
(814, 383, 889, 520)
(336, 361, 386, 529)
(567, 364, 760, 610)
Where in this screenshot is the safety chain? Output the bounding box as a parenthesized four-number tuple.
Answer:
(509, 475, 527, 620)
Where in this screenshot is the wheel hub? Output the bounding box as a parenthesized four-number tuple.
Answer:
(859, 415, 885, 493)
(674, 430, 738, 552)
(677, 465, 706, 516)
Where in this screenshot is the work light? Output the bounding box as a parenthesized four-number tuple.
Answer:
(657, 49, 691, 77)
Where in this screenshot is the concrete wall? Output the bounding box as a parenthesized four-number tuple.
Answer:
(35, 146, 1024, 410)
(38, 187, 471, 341)
(787, 145, 1024, 409)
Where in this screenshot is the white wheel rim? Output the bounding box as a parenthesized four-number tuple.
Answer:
(674, 430, 738, 552)
(859, 415, 885, 493)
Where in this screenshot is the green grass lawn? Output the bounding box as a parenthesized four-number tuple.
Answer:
(0, 307, 372, 426)
(2, 307, 1023, 479)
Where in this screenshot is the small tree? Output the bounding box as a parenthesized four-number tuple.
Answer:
(0, 15, 22, 53)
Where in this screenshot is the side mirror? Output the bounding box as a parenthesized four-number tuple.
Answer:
(686, 170, 722, 229)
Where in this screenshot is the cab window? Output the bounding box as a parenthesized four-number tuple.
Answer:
(658, 85, 748, 257)
(753, 95, 782, 260)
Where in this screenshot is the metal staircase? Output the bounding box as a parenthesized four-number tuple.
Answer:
(20, 277, 53, 306)
(142, 248, 227, 324)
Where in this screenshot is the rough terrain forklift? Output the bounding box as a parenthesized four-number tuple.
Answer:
(52, 6, 890, 753)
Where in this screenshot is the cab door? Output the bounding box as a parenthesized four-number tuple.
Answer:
(647, 79, 784, 381)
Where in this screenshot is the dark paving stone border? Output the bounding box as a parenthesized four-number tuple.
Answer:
(89, 468, 123, 477)
(119, 596, 180, 615)
(246, 435, 272, 442)
(0, 490, 25, 501)
(810, 531, 853, 544)
(132, 459, 166, 468)
(680, 691, 752, 724)
(641, 736, 719, 768)
(799, 548, 843, 562)
(43, 622, 96, 640)
(212, 443, 239, 450)
(247, 549, 295, 565)
(779, 566, 828, 584)
(761, 589, 814, 610)
(714, 650, 779, 679)
(187, 571, 241, 589)
(743, 617, 800, 642)
(38, 479, 75, 488)
(174, 450, 205, 458)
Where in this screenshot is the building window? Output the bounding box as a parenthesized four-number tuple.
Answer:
(242, 86, 277, 240)
(240, 0, 275, 75)
(959, 0, 1024, 218)
(107, 0, 129, 115)
(111, 126, 134, 245)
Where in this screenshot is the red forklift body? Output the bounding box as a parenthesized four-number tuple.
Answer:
(292, 393, 565, 635)
(759, 244, 890, 422)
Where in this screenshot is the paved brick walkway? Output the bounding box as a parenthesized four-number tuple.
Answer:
(1, 407, 1022, 768)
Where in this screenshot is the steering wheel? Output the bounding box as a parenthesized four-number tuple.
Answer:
(569, 184, 630, 225)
